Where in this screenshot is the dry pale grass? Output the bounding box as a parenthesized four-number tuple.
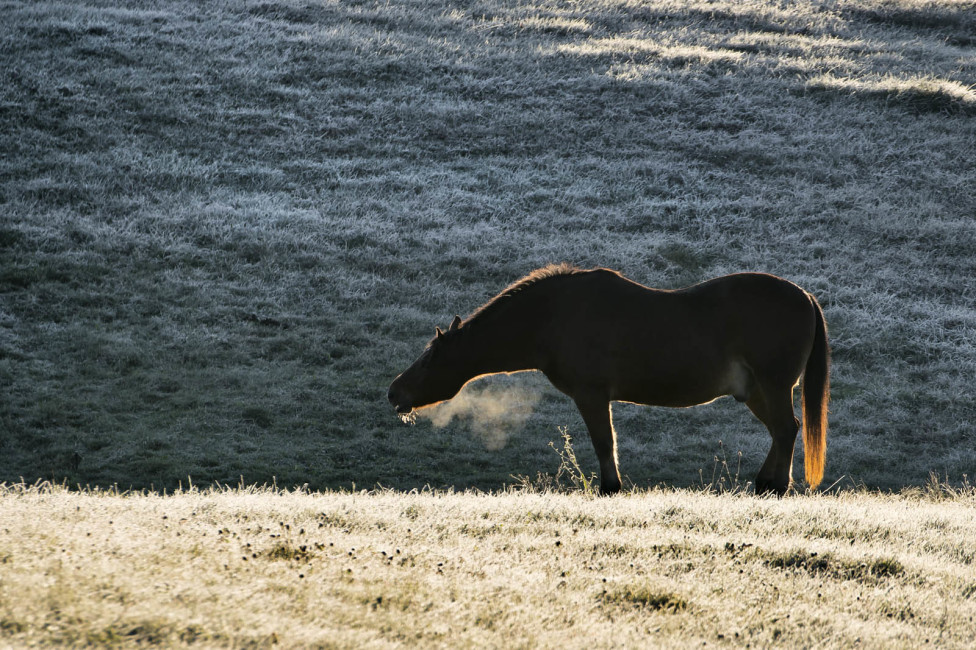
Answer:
(1, 483, 975, 648)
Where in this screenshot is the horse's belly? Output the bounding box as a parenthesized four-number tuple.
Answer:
(613, 384, 724, 408)
(610, 359, 752, 408)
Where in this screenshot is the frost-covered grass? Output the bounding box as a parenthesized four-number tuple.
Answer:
(1, 483, 975, 648)
(2, 0, 975, 492)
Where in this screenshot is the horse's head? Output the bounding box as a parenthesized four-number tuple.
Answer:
(388, 315, 468, 421)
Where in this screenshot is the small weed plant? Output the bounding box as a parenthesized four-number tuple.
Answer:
(510, 427, 599, 494)
(550, 427, 598, 494)
(697, 440, 749, 495)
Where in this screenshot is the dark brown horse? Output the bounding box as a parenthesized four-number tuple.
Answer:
(388, 264, 830, 496)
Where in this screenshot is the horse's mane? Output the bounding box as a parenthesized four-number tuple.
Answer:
(465, 263, 582, 325)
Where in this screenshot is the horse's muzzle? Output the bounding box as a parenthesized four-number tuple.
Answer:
(387, 385, 412, 415)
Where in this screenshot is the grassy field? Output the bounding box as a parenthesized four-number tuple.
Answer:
(2, 483, 976, 648)
(2, 0, 976, 493)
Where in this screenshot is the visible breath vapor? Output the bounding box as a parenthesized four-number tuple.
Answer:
(421, 382, 541, 451)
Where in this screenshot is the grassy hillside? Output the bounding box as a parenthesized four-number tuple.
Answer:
(2, 0, 975, 491)
(2, 484, 975, 648)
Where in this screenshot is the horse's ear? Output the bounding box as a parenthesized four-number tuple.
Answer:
(435, 326, 444, 339)
(450, 315, 462, 331)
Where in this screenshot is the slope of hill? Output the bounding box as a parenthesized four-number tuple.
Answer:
(2, 0, 975, 491)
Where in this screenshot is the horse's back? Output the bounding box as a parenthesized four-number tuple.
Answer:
(560, 270, 812, 330)
(539, 270, 816, 405)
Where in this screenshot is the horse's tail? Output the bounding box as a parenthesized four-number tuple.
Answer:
(801, 294, 830, 491)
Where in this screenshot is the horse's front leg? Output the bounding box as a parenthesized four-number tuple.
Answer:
(572, 394, 622, 495)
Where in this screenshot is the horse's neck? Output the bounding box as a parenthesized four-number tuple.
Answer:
(463, 312, 541, 376)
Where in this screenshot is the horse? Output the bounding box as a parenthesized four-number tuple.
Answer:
(388, 264, 830, 496)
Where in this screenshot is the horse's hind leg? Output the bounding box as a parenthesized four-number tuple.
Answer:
(572, 395, 622, 495)
(747, 387, 800, 496)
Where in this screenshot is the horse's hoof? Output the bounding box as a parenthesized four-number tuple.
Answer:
(599, 483, 622, 496)
(755, 480, 788, 497)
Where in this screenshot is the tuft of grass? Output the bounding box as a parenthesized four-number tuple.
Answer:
(0, 620, 25, 635)
(919, 471, 976, 501)
(843, 4, 976, 47)
(264, 542, 314, 562)
(600, 586, 689, 612)
(241, 406, 274, 430)
(755, 548, 905, 583)
(83, 621, 174, 647)
(806, 74, 976, 116)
